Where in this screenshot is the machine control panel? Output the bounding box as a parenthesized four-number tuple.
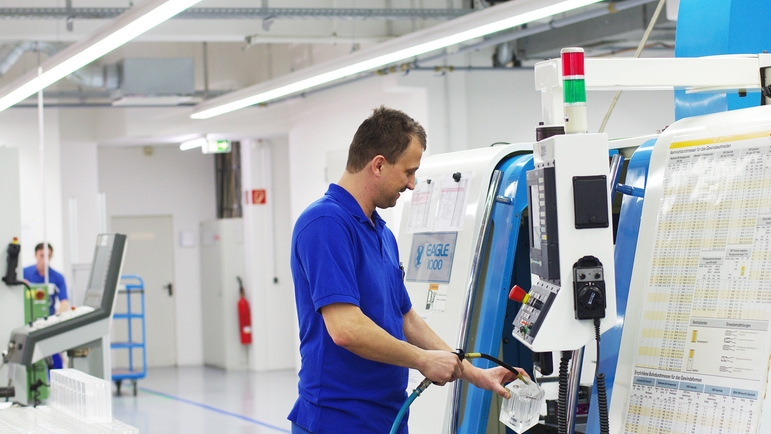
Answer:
(511, 281, 558, 345)
(3, 233, 126, 367)
(572, 256, 606, 320)
(5, 306, 100, 365)
(527, 167, 560, 282)
(512, 133, 616, 352)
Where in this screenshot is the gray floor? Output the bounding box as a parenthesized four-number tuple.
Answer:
(112, 367, 298, 434)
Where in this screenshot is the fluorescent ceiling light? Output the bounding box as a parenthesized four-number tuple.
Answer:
(191, 0, 600, 120)
(180, 137, 207, 150)
(0, 0, 202, 113)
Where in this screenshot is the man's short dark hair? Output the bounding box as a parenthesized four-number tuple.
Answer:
(346, 106, 427, 173)
(35, 243, 53, 254)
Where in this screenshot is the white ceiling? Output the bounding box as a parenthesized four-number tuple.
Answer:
(0, 0, 677, 112)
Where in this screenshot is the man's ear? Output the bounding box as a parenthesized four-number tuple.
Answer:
(371, 155, 386, 176)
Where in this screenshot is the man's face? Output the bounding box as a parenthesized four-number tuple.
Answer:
(375, 136, 423, 209)
(35, 248, 52, 268)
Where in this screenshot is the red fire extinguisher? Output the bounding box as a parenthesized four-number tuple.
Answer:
(237, 277, 252, 345)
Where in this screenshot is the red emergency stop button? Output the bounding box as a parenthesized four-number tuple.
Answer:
(509, 285, 527, 302)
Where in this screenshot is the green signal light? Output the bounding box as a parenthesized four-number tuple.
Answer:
(563, 78, 586, 105)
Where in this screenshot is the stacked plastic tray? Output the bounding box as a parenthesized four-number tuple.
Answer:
(0, 368, 140, 433)
(0, 406, 138, 433)
(49, 369, 112, 423)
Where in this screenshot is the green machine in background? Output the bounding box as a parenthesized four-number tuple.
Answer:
(24, 284, 51, 405)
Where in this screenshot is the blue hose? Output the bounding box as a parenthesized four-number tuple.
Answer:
(390, 391, 418, 434)
(390, 378, 432, 434)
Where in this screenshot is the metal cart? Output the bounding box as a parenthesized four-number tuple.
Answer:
(111, 274, 147, 396)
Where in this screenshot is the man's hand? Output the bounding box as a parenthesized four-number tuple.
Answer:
(57, 299, 70, 314)
(464, 365, 530, 399)
(418, 350, 463, 385)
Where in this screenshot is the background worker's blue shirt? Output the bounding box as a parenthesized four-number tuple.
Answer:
(289, 183, 413, 434)
(23, 265, 68, 316)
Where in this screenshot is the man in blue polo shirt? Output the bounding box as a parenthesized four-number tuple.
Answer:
(289, 107, 526, 433)
(23, 242, 69, 369)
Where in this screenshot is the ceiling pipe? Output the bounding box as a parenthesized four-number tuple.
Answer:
(0, 41, 120, 90)
(0, 41, 62, 76)
(417, 0, 660, 65)
(0, 7, 470, 20)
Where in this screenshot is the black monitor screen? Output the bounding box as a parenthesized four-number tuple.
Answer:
(83, 234, 126, 310)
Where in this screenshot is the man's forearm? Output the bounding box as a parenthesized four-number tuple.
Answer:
(402, 308, 453, 352)
(321, 303, 463, 383)
(322, 303, 427, 369)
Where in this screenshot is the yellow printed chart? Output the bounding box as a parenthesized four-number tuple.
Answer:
(623, 133, 771, 434)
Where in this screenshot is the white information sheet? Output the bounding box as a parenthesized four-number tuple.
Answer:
(623, 133, 771, 434)
(406, 178, 435, 233)
(434, 172, 472, 232)
(424, 283, 448, 312)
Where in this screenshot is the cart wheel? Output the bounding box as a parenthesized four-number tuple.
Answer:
(115, 380, 122, 396)
(132, 381, 138, 396)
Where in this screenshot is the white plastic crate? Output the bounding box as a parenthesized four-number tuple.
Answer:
(0, 406, 139, 433)
(49, 369, 112, 423)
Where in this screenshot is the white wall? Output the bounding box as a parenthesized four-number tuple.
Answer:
(399, 68, 674, 148)
(0, 108, 65, 276)
(59, 142, 100, 259)
(98, 145, 216, 366)
(0, 147, 23, 383)
(59, 110, 102, 277)
(287, 74, 429, 225)
(241, 138, 296, 371)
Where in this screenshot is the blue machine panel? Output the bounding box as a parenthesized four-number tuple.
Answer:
(455, 152, 534, 434)
(674, 0, 771, 120)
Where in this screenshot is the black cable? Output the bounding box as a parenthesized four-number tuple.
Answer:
(594, 318, 610, 434)
(462, 351, 531, 385)
(472, 353, 522, 378)
(557, 352, 571, 434)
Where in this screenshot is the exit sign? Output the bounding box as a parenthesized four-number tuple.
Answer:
(201, 139, 231, 154)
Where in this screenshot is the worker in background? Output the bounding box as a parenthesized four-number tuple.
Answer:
(23, 242, 69, 369)
(289, 106, 527, 434)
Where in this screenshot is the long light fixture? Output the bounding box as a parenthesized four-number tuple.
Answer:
(0, 0, 202, 113)
(191, 0, 601, 120)
(179, 137, 207, 150)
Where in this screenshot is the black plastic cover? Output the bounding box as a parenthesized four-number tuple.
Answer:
(572, 175, 609, 229)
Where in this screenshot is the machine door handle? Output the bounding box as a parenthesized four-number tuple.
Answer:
(164, 283, 173, 297)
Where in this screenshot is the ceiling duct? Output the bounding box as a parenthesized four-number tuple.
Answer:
(0, 41, 63, 76)
(111, 58, 195, 106)
(64, 57, 195, 106)
(68, 64, 120, 89)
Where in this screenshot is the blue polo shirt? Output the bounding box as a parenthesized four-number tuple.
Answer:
(289, 184, 413, 434)
(23, 265, 68, 316)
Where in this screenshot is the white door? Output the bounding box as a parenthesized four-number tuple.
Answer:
(111, 215, 177, 367)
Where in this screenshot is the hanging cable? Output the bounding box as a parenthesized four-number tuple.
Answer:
(598, 0, 667, 133)
(557, 352, 571, 434)
(594, 318, 610, 434)
(464, 352, 529, 383)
